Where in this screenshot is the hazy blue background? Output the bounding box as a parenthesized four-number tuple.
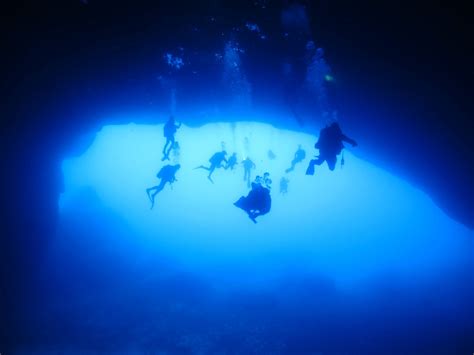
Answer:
(25, 121, 472, 353)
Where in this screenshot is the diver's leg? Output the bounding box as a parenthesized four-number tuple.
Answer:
(162, 138, 171, 160)
(149, 180, 167, 209)
(207, 165, 216, 183)
(163, 138, 170, 154)
(326, 156, 337, 171)
(305, 159, 316, 175)
(147, 186, 158, 209)
(155, 180, 167, 193)
(165, 136, 175, 157)
(306, 157, 324, 175)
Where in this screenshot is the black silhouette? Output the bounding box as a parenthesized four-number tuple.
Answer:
(234, 175, 272, 223)
(162, 116, 181, 161)
(242, 157, 256, 187)
(146, 164, 181, 210)
(285, 144, 306, 173)
(195, 150, 228, 183)
(306, 122, 357, 175)
(225, 152, 238, 170)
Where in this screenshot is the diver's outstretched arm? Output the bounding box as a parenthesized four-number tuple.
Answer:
(194, 165, 210, 171)
(306, 156, 324, 175)
(342, 134, 357, 147)
(162, 140, 170, 154)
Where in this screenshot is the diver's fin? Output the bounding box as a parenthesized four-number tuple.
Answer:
(249, 214, 257, 224)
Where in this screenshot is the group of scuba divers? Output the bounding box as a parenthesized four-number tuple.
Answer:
(146, 115, 357, 223)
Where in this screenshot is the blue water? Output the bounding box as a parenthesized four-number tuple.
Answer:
(29, 120, 474, 353)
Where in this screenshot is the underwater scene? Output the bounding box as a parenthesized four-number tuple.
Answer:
(30, 121, 470, 353)
(3, 1, 474, 354)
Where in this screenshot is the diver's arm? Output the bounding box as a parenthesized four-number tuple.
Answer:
(342, 134, 357, 147)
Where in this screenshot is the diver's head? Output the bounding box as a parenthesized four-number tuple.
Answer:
(329, 122, 340, 131)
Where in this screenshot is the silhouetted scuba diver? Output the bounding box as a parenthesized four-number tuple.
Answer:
(285, 144, 306, 173)
(242, 157, 256, 187)
(146, 164, 181, 210)
(234, 174, 272, 223)
(306, 122, 357, 175)
(225, 152, 238, 170)
(162, 116, 181, 161)
(280, 177, 289, 194)
(194, 150, 227, 183)
(267, 150, 276, 160)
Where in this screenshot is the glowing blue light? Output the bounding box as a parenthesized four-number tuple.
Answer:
(164, 53, 184, 70)
(60, 121, 473, 287)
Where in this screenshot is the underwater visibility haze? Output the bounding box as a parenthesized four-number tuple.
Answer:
(2, 0, 474, 353)
(41, 120, 472, 353)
